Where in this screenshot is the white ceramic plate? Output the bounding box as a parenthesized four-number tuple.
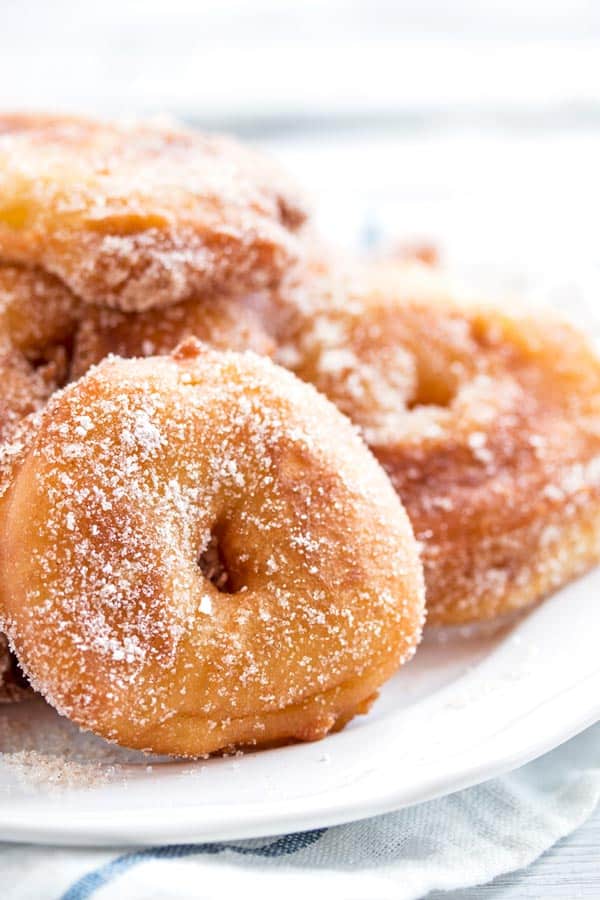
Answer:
(1, 566, 599, 847)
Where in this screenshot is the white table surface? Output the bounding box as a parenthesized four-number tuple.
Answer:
(2, 1, 599, 122)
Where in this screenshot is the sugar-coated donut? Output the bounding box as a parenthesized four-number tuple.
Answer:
(273, 257, 418, 446)
(273, 259, 600, 624)
(0, 265, 81, 442)
(0, 115, 308, 312)
(0, 340, 424, 755)
(70, 293, 275, 380)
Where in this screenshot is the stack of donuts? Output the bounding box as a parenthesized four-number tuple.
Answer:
(0, 114, 599, 756)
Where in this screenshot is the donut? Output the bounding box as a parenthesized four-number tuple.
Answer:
(273, 257, 418, 445)
(0, 114, 308, 312)
(0, 340, 424, 755)
(0, 265, 81, 442)
(70, 292, 275, 380)
(273, 259, 600, 624)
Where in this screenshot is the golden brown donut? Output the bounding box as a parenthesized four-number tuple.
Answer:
(273, 258, 418, 446)
(0, 340, 424, 756)
(0, 265, 81, 442)
(273, 260, 600, 625)
(0, 277, 273, 695)
(70, 293, 275, 380)
(0, 114, 308, 312)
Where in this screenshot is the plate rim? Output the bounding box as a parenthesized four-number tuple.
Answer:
(1, 667, 598, 846)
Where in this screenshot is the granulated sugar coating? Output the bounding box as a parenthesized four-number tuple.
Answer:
(0, 696, 149, 791)
(0, 114, 308, 312)
(0, 340, 424, 757)
(0, 265, 82, 443)
(269, 258, 600, 624)
(70, 291, 275, 380)
(0, 266, 85, 677)
(3, 751, 119, 792)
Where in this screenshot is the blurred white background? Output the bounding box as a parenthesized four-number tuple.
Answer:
(2, 0, 600, 122)
(2, 0, 600, 310)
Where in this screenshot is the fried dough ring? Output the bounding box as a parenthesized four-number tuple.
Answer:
(0, 115, 308, 312)
(0, 340, 424, 755)
(275, 260, 600, 624)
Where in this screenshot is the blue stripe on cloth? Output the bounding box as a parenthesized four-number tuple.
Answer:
(60, 829, 326, 900)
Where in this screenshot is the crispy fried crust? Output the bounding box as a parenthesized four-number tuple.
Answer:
(70, 293, 275, 380)
(0, 265, 81, 442)
(0, 342, 424, 756)
(0, 115, 308, 311)
(273, 259, 600, 624)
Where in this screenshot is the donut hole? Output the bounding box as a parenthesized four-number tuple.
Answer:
(197, 525, 241, 594)
(26, 342, 73, 389)
(400, 311, 478, 411)
(4, 655, 29, 692)
(407, 359, 458, 410)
